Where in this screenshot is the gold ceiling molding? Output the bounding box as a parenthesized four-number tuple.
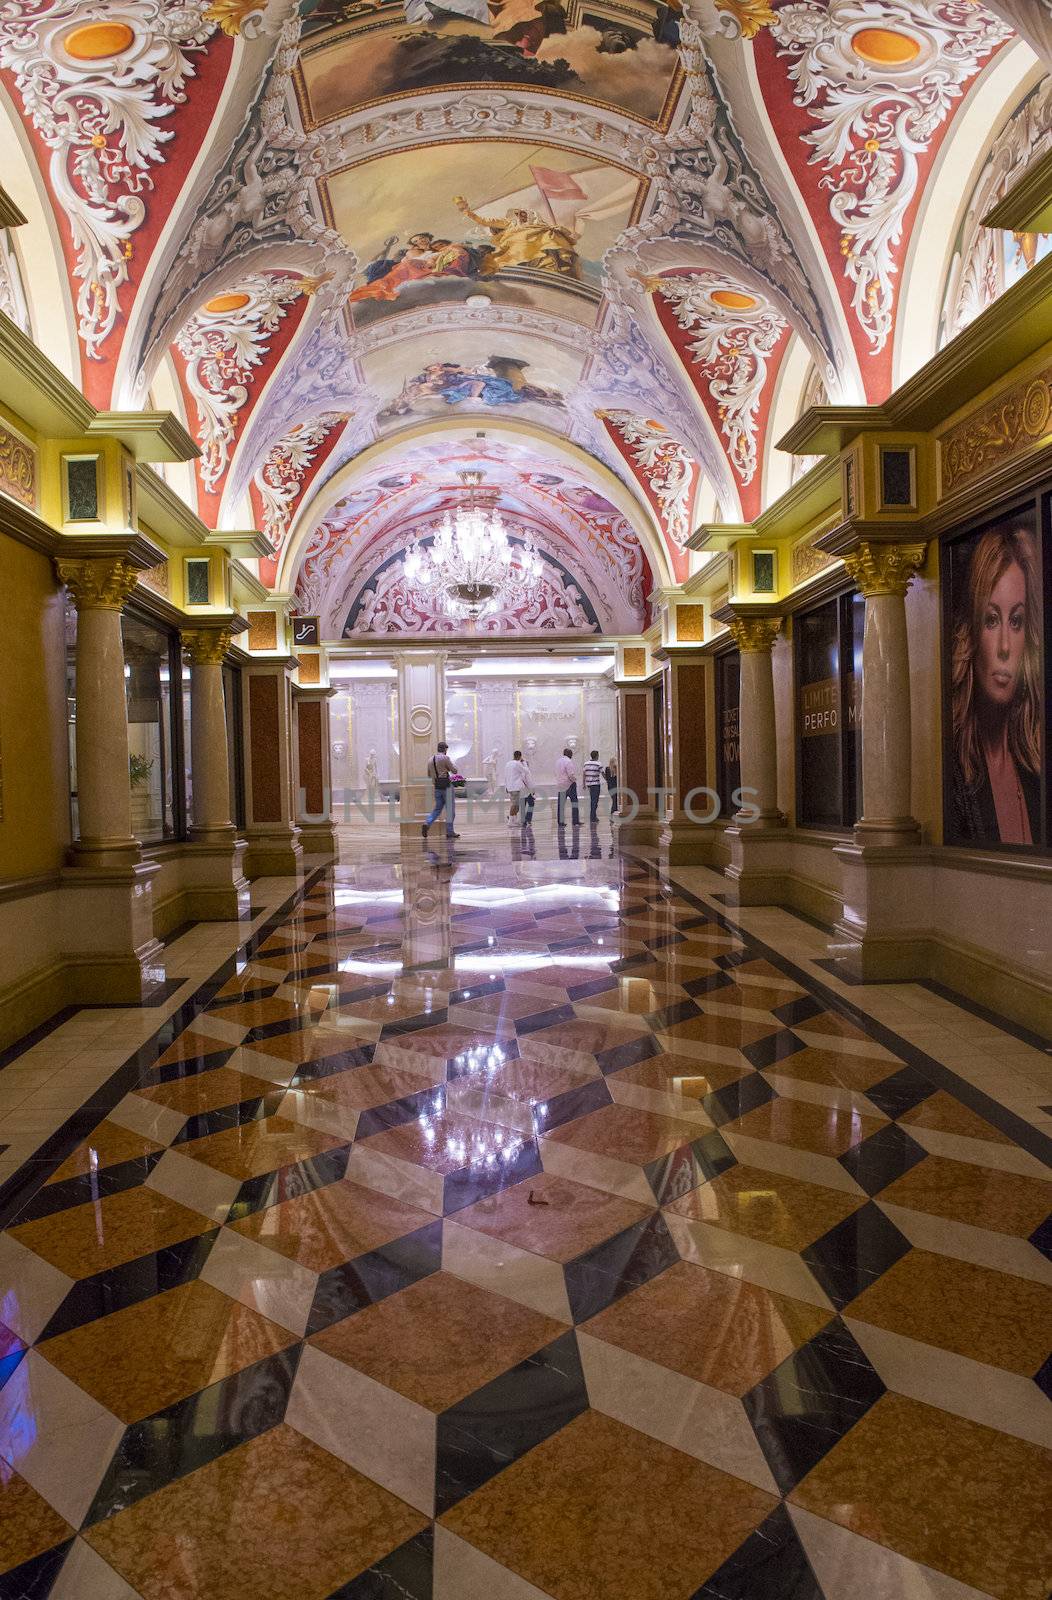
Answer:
(715, 0, 777, 36)
(0, 419, 37, 511)
(940, 365, 1052, 496)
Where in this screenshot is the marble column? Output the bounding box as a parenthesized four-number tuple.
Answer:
(842, 541, 927, 847)
(182, 625, 249, 919)
(242, 657, 302, 878)
(396, 651, 446, 834)
(723, 615, 786, 903)
(57, 556, 140, 864)
(56, 553, 163, 1000)
(295, 686, 338, 857)
(830, 540, 930, 984)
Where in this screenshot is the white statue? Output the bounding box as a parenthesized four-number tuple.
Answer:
(364, 748, 379, 798)
(482, 746, 500, 797)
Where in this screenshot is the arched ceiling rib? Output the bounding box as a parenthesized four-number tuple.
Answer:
(1, 0, 1048, 631)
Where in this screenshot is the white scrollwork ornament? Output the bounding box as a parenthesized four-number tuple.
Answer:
(770, 0, 1012, 354)
(252, 411, 348, 554)
(654, 272, 787, 485)
(0, 1, 222, 358)
(174, 271, 306, 489)
(599, 412, 695, 547)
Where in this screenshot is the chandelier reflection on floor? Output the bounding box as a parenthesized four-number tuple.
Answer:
(401, 470, 544, 623)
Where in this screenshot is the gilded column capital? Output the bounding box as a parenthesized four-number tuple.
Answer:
(842, 541, 927, 598)
(56, 557, 140, 611)
(726, 615, 783, 654)
(182, 627, 235, 665)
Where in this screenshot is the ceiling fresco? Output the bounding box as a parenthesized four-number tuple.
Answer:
(0, 0, 1049, 635)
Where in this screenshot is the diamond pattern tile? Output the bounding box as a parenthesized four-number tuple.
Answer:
(0, 843, 1048, 1600)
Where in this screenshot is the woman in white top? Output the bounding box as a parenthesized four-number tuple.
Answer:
(504, 750, 534, 825)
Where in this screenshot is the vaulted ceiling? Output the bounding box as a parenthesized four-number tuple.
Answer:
(1, 0, 1049, 634)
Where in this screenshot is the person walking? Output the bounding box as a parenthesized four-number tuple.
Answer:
(422, 742, 459, 840)
(504, 750, 534, 825)
(555, 746, 579, 827)
(604, 755, 619, 816)
(583, 749, 603, 823)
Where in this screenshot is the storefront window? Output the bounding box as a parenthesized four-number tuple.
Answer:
(124, 612, 183, 843)
(795, 591, 864, 830)
(715, 649, 740, 817)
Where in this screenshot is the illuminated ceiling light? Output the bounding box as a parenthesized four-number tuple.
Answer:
(401, 470, 544, 624)
(851, 27, 921, 65)
(64, 22, 136, 59)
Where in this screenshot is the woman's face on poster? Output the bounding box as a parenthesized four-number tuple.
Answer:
(976, 558, 1027, 709)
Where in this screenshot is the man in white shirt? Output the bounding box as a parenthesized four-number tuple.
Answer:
(504, 750, 534, 825)
(555, 747, 579, 827)
(583, 749, 603, 823)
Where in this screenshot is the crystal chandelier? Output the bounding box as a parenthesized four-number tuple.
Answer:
(402, 470, 544, 622)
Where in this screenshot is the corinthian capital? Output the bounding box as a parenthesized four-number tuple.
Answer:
(726, 615, 782, 653)
(56, 557, 140, 611)
(182, 627, 235, 665)
(842, 541, 927, 598)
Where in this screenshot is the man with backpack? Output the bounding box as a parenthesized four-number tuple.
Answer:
(422, 742, 459, 840)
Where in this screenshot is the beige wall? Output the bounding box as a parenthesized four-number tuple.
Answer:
(0, 529, 69, 878)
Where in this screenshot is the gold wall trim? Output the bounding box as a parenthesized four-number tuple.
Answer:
(940, 365, 1052, 495)
(0, 418, 37, 510)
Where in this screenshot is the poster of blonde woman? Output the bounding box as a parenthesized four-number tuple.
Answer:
(947, 513, 1044, 848)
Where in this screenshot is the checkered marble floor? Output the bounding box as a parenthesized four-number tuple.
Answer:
(0, 836, 1050, 1599)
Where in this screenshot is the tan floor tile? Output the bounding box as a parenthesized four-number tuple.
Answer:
(666, 1164, 863, 1252)
(518, 1017, 648, 1067)
(311, 1271, 563, 1412)
(39, 1280, 294, 1423)
(451, 1057, 595, 1106)
(85, 1423, 426, 1600)
(790, 1392, 1052, 1600)
(848, 1248, 1052, 1375)
(543, 1102, 702, 1166)
(578, 977, 688, 1016)
(661, 1012, 778, 1050)
(764, 1046, 895, 1092)
(899, 1091, 1012, 1144)
(793, 1010, 872, 1041)
(880, 1154, 1052, 1239)
(583, 1259, 831, 1394)
(177, 1114, 344, 1181)
(46, 1120, 164, 1185)
(10, 1188, 211, 1278)
(230, 1179, 435, 1271)
(0, 1462, 72, 1576)
(206, 995, 326, 1029)
(155, 1029, 236, 1068)
(357, 1111, 519, 1174)
(301, 1061, 445, 1111)
(441, 1409, 776, 1600)
(137, 1067, 279, 1117)
(455, 1172, 651, 1262)
(725, 1097, 887, 1157)
(612, 1052, 749, 1099)
(446, 990, 553, 1024)
(382, 1023, 517, 1063)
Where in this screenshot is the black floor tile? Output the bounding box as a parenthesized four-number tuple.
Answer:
(0, 1540, 74, 1599)
(11, 1153, 165, 1223)
(645, 1128, 736, 1205)
(306, 1221, 444, 1335)
(532, 1076, 612, 1134)
(442, 1138, 543, 1215)
(595, 1034, 661, 1075)
(38, 1230, 220, 1341)
(838, 1123, 928, 1196)
(435, 1330, 589, 1513)
(705, 1072, 777, 1125)
(173, 1093, 286, 1145)
(83, 1346, 303, 1526)
(225, 1145, 351, 1223)
(742, 1320, 885, 1495)
(741, 1031, 807, 1071)
(801, 1202, 912, 1311)
(328, 1527, 434, 1600)
(863, 1066, 936, 1120)
(692, 1504, 825, 1599)
(564, 1211, 677, 1323)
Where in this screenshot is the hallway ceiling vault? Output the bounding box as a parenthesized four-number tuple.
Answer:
(1, 0, 1049, 632)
